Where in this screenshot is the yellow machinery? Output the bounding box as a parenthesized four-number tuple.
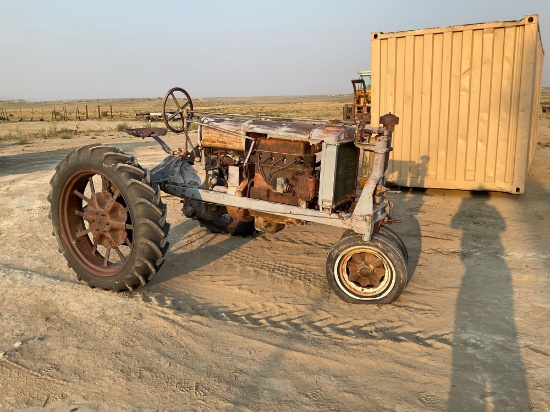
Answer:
(343, 71, 371, 125)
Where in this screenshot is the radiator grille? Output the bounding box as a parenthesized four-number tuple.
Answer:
(333, 143, 358, 205)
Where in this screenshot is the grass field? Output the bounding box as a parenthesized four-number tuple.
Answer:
(0, 94, 353, 144)
(1, 89, 549, 144)
(0, 94, 352, 123)
(539, 87, 550, 107)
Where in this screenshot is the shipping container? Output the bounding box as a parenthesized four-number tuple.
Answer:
(370, 15, 544, 194)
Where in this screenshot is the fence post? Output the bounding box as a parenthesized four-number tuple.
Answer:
(85, 105, 88, 120)
(98, 105, 101, 119)
(110, 104, 113, 118)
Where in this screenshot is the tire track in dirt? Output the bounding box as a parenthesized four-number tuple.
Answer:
(150, 226, 451, 348)
(164, 225, 332, 295)
(255, 232, 336, 249)
(1, 261, 451, 358)
(222, 247, 326, 288)
(0, 265, 223, 410)
(135, 291, 453, 348)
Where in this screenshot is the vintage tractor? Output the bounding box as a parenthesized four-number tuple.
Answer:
(49, 87, 409, 304)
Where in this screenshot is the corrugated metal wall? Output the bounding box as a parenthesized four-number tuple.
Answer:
(371, 15, 544, 193)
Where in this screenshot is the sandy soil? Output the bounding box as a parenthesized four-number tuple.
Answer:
(0, 118, 549, 411)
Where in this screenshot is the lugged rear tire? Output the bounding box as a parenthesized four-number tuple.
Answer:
(48, 144, 169, 291)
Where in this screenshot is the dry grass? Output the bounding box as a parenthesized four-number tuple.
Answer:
(0, 94, 352, 123)
(0, 94, 352, 144)
(1, 123, 77, 142)
(539, 88, 550, 106)
(2, 89, 548, 145)
(116, 122, 131, 131)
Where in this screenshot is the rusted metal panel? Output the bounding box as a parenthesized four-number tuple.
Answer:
(294, 171, 319, 202)
(200, 116, 356, 146)
(201, 117, 247, 150)
(371, 15, 544, 194)
(309, 125, 355, 144)
(255, 138, 315, 155)
(246, 119, 319, 140)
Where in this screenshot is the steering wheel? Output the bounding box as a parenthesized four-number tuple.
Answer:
(162, 87, 194, 133)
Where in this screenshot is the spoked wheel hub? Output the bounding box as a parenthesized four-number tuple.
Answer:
(326, 233, 408, 303)
(83, 191, 128, 249)
(346, 252, 386, 288)
(340, 248, 389, 293)
(59, 169, 134, 276)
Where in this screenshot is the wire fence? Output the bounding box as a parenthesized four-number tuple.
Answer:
(0, 104, 132, 122)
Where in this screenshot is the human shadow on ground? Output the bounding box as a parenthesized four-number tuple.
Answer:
(0, 141, 155, 176)
(447, 192, 530, 410)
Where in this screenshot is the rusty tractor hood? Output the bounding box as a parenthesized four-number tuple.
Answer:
(200, 116, 356, 144)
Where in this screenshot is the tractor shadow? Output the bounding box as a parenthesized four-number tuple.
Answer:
(150, 157, 429, 293)
(385, 156, 429, 283)
(148, 218, 255, 286)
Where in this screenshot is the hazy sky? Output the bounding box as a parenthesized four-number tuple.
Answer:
(1, 0, 548, 101)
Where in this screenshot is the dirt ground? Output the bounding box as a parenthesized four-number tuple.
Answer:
(0, 116, 549, 411)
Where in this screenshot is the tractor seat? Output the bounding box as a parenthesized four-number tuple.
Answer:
(125, 127, 167, 138)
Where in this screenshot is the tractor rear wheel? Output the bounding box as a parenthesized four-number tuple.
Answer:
(49, 144, 169, 291)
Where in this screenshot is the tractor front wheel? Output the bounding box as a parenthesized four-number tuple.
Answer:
(326, 233, 408, 304)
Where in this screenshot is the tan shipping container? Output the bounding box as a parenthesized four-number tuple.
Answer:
(370, 15, 544, 194)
